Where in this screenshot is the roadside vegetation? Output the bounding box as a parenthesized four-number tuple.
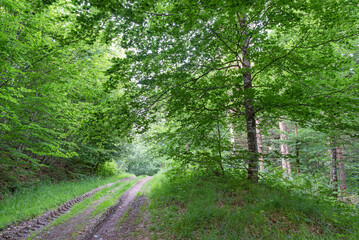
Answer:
(0, 173, 133, 229)
(148, 172, 359, 240)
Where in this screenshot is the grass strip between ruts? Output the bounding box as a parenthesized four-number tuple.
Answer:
(29, 177, 141, 239)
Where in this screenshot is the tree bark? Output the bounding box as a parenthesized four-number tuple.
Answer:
(279, 121, 291, 178)
(329, 142, 338, 196)
(216, 116, 225, 176)
(295, 123, 300, 173)
(241, 18, 258, 183)
(336, 146, 346, 191)
(256, 119, 265, 173)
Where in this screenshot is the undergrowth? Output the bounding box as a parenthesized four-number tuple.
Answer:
(148, 172, 359, 239)
(0, 173, 133, 229)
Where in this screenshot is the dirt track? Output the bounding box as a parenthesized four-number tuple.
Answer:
(0, 176, 154, 240)
(86, 176, 153, 240)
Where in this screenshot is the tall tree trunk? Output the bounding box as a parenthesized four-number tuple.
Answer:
(240, 17, 258, 182)
(295, 123, 300, 173)
(337, 146, 346, 191)
(329, 141, 338, 196)
(256, 119, 265, 173)
(279, 121, 291, 177)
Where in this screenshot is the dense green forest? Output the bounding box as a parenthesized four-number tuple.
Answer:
(1, 0, 359, 238)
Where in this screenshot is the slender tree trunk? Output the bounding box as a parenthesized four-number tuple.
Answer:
(228, 123, 236, 153)
(329, 141, 338, 196)
(240, 17, 258, 182)
(295, 123, 300, 173)
(216, 116, 225, 176)
(256, 119, 265, 173)
(336, 146, 346, 191)
(279, 121, 291, 177)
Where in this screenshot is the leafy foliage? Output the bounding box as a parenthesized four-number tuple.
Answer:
(0, 0, 129, 191)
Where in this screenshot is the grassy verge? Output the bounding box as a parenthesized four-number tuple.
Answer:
(148, 173, 359, 240)
(0, 173, 134, 229)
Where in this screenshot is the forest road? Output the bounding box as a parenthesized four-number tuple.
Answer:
(80, 176, 153, 240)
(0, 177, 137, 240)
(0, 176, 152, 240)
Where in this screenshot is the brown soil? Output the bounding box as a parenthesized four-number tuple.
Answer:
(85, 176, 153, 240)
(33, 182, 136, 240)
(0, 177, 134, 240)
(115, 195, 152, 240)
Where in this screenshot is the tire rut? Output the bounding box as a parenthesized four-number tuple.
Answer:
(0, 176, 135, 240)
(116, 195, 151, 240)
(33, 179, 138, 240)
(81, 176, 153, 240)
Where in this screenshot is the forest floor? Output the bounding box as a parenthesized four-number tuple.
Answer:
(0, 176, 153, 240)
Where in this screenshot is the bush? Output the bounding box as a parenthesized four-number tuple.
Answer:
(97, 161, 119, 176)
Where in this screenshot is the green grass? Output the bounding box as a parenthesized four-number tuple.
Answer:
(148, 173, 359, 240)
(117, 211, 129, 228)
(90, 176, 145, 217)
(49, 177, 138, 226)
(0, 173, 134, 229)
(30, 177, 140, 239)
